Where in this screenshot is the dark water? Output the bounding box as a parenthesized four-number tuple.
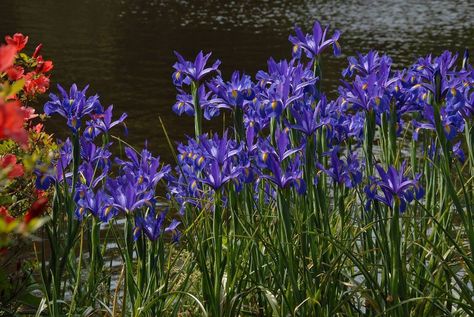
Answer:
(1, 0, 473, 162)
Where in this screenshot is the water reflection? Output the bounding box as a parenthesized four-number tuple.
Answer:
(0, 0, 472, 161)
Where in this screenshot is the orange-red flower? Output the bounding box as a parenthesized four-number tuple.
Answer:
(32, 43, 42, 58)
(0, 206, 15, 224)
(36, 56, 54, 73)
(32, 123, 44, 134)
(24, 72, 50, 96)
(5, 33, 28, 52)
(6, 65, 24, 81)
(0, 154, 24, 179)
(0, 43, 16, 72)
(24, 197, 48, 224)
(0, 99, 28, 146)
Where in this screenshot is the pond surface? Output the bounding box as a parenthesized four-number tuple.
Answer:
(1, 0, 473, 162)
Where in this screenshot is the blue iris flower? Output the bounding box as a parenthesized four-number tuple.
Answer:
(44, 84, 103, 133)
(289, 20, 341, 60)
(365, 162, 424, 212)
(172, 51, 221, 86)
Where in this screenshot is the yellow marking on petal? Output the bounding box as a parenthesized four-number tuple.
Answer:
(104, 206, 113, 217)
(362, 83, 368, 90)
(394, 86, 399, 92)
(416, 65, 424, 71)
(175, 71, 181, 79)
(370, 183, 377, 191)
(271, 100, 278, 110)
(197, 156, 205, 166)
(412, 84, 422, 89)
(445, 124, 451, 134)
(284, 127, 290, 133)
(292, 44, 299, 53)
(231, 89, 238, 98)
(451, 88, 456, 96)
(138, 176, 144, 184)
(375, 97, 381, 106)
(79, 207, 85, 215)
(249, 121, 254, 127)
(178, 102, 184, 109)
(422, 93, 428, 100)
(191, 180, 197, 190)
(262, 152, 268, 162)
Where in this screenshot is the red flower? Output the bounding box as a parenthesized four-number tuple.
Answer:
(0, 154, 24, 179)
(31, 123, 44, 134)
(34, 189, 47, 198)
(6, 65, 24, 81)
(0, 99, 28, 146)
(21, 106, 38, 121)
(0, 206, 15, 224)
(32, 43, 42, 58)
(5, 33, 28, 52)
(24, 197, 48, 224)
(0, 43, 16, 72)
(24, 72, 50, 96)
(36, 56, 54, 73)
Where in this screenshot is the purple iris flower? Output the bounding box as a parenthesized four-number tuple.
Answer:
(342, 51, 392, 78)
(208, 71, 255, 109)
(318, 147, 363, 188)
(75, 188, 117, 222)
(77, 162, 108, 189)
(34, 139, 73, 190)
(116, 147, 170, 194)
(167, 171, 203, 215)
(453, 141, 466, 163)
(172, 51, 221, 85)
(255, 58, 317, 118)
(409, 51, 468, 103)
(289, 20, 341, 60)
(172, 89, 196, 116)
(108, 175, 155, 214)
(44, 84, 103, 133)
(261, 155, 306, 195)
(200, 160, 241, 190)
(198, 131, 242, 166)
(287, 102, 324, 136)
(413, 100, 465, 141)
(134, 210, 181, 242)
(244, 102, 270, 133)
(83, 105, 127, 140)
(365, 161, 424, 212)
(340, 71, 394, 116)
(172, 85, 220, 120)
(80, 137, 111, 168)
(257, 129, 302, 168)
